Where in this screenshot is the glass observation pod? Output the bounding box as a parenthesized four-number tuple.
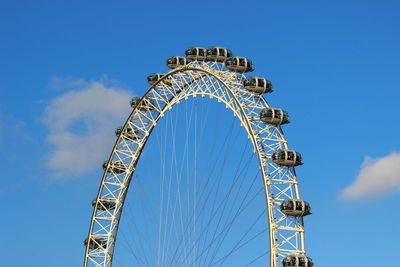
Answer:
(259, 108, 290, 125)
(102, 160, 127, 174)
(185, 47, 207, 61)
(166, 56, 189, 69)
(272, 149, 303, 167)
(115, 126, 143, 140)
(84, 235, 107, 250)
(147, 73, 172, 86)
(243, 77, 273, 94)
(91, 197, 117, 210)
(225, 56, 254, 73)
(280, 199, 312, 217)
(282, 254, 314, 267)
(130, 97, 156, 111)
(206, 46, 233, 62)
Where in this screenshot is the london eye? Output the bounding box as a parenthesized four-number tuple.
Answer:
(83, 46, 313, 267)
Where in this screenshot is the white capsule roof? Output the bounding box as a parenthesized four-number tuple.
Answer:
(225, 56, 254, 73)
(206, 47, 233, 62)
(243, 77, 273, 94)
(147, 73, 162, 85)
(166, 56, 189, 69)
(280, 199, 311, 217)
(282, 255, 314, 267)
(260, 108, 290, 125)
(272, 149, 303, 167)
(147, 73, 172, 86)
(185, 47, 207, 61)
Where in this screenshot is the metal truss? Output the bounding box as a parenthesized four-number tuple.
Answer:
(84, 60, 307, 267)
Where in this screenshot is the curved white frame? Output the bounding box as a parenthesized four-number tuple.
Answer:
(84, 60, 308, 267)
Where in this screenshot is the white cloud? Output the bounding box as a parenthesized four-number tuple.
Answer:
(44, 79, 133, 178)
(341, 152, 400, 199)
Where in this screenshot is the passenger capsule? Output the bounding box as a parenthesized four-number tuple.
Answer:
(282, 254, 314, 267)
(166, 56, 189, 69)
(84, 235, 107, 250)
(130, 97, 156, 111)
(259, 108, 290, 125)
(185, 47, 207, 61)
(206, 47, 233, 62)
(115, 126, 143, 140)
(147, 73, 172, 86)
(102, 160, 127, 174)
(272, 149, 303, 167)
(243, 77, 273, 94)
(280, 199, 311, 217)
(92, 197, 117, 210)
(225, 57, 254, 73)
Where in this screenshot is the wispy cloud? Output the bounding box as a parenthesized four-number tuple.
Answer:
(49, 76, 88, 91)
(341, 152, 400, 200)
(0, 113, 31, 143)
(43, 79, 133, 178)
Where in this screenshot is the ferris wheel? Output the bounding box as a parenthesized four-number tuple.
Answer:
(83, 46, 313, 267)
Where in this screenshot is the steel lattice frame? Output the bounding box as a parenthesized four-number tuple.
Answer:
(84, 60, 307, 267)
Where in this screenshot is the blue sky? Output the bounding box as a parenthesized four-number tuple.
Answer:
(1, 0, 400, 266)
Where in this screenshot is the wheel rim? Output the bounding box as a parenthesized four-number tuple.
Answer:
(84, 60, 309, 267)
